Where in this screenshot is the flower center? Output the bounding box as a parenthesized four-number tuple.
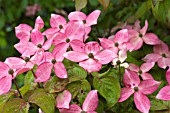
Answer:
(66, 38, 70, 43)
(81, 111, 86, 113)
(51, 59, 56, 64)
(116, 60, 121, 65)
(138, 70, 142, 75)
(59, 25, 63, 29)
(115, 42, 119, 47)
(37, 44, 42, 48)
(83, 20, 86, 24)
(8, 69, 14, 75)
(88, 53, 94, 58)
(162, 53, 166, 58)
(139, 33, 143, 38)
(24, 57, 30, 62)
(134, 87, 138, 92)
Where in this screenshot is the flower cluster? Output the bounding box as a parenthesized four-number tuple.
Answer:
(1, 10, 170, 113)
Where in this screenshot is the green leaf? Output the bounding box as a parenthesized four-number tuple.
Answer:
(93, 76, 121, 108)
(96, 100, 104, 113)
(29, 89, 56, 113)
(0, 12, 5, 29)
(2, 98, 29, 113)
(98, 0, 110, 11)
(19, 84, 36, 96)
(75, 0, 87, 11)
(66, 81, 81, 98)
(24, 71, 35, 85)
(91, 68, 111, 78)
(81, 79, 91, 92)
(68, 66, 87, 82)
(150, 96, 168, 110)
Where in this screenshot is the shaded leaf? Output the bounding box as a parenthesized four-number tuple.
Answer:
(66, 81, 81, 98)
(75, 0, 87, 11)
(98, 0, 110, 11)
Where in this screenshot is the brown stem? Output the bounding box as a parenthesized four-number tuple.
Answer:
(13, 79, 22, 98)
(31, 69, 41, 88)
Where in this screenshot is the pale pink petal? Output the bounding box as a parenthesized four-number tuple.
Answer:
(54, 62, 67, 78)
(68, 11, 87, 21)
(34, 62, 53, 82)
(84, 42, 100, 55)
(87, 111, 97, 113)
(128, 30, 139, 38)
(94, 49, 116, 64)
(134, 92, 150, 113)
(82, 90, 98, 112)
(79, 58, 102, 73)
(50, 14, 66, 28)
(140, 73, 154, 80)
(128, 63, 139, 72)
(42, 37, 53, 50)
(142, 53, 161, 62)
(59, 104, 82, 113)
(44, 52, 54, 63)
(140, 62, 155, 73)
(158, 58, 170, 69)
(118, 48, 127, 63)
(128, 36, 143, 51)
(53, 32, 67, 46)
(4, 57, 26, 70)
(99, 38, 114, 49)
(139, 20, 148, 35)
(84, 27, 91, 41)
(118, 87, 134, 102)
(31, 29, 44, 46)
(123, 69, 140, 88)
(15, 24, 33, 41)
(63, 51, 88, 62)
(34, 16, 44, 30)
(70, 40, 85, 52)
(86, 10, 101, 26)
(0, 76, 12, 95)
(0, 62, 10, 79)
(56, 90, 72, 109)
(42, 28, 58, 39)
(143, 33, 160, 45)
(14, 41, 37, 56)
(139, 79, 161, 94)
(153, 41, 169, 54)
(113, 29, 129, 44)
(30, 50, 44, 65)
(156, 85, 170, 100)
(166, 68, 170, 84)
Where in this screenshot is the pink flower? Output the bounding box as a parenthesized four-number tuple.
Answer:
(128, 20, 160, 51)
(142, 41, 170, 69)
(34, 52, 67, 82)
(156, 68, 170, 100)
(119, 69, 161, 113)
(59, 90, 98, 113)
(64, 42, 116, 73)
(128, 62, 155, 80)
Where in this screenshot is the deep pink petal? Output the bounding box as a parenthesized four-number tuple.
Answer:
(84, 27, 91, 41)
(156, 85, 170, 100)
(53, 32, 67, 45)
(70, 40, 85, 52)
(134, 92, 150, 113)
(128, 30, 139, 38)
(0, 62, 10, 79)
(139, 20, 148, 35)
(35, 62, 53, 82)
(166, 68, 170, 84)
(30, 50, 44, 65)
(118, 87, 134, 102)
(42, 38, 53, 50)
(94, 49, 116, 64)
(86, 10, 101, 26)
(143, 33, 160, 45)
(79, 58, 102, 73)
(153, 41, 169, 54)
(113, 29, 129, 44)
(0, 76, 12, 95)
(4, 57, 26, 70)
(140, 62, 155, 73)
(31, 29, 44, 46)
(59, 104, 82, 113)
(52, 42, 69, 61)
(128, 63, 139, 72)
(34, 16, 44, 30)
(142, 53, 161, 62)
(68, 11, 87, 21)
(15, 24, 32, 41)
(56, 90, 72, 109)
(54, 62, 67, 78)
(44, 52, 54, 63)
(50, 14, 66, 28)
(123, 69, 140, 88)
(84, 42, 100, 55)
(140, 73, 154, 80)
(139, 79, 161, 94)
(82, 90, 98, 112)
(128, 36, 143, 51)
(99, 38, 114, 49)
(64, 51, 88, 62)
(158, 58, 170, 69)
